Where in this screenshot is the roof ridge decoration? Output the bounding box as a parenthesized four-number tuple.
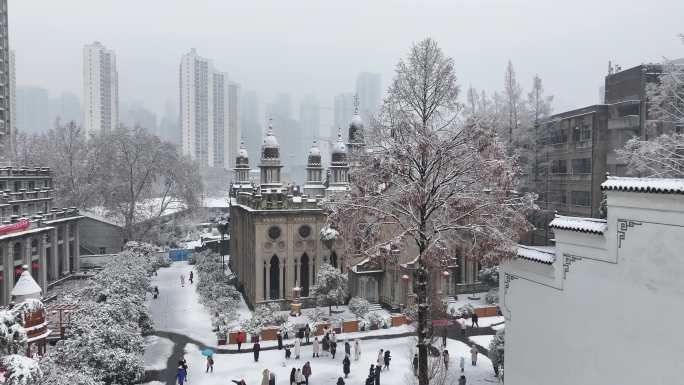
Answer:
(516, 245, 556, 264)
(549, 215, 607, 235)
(601, 176, 684, 195)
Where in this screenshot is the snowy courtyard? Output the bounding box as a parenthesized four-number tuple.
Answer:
(144, 261, 499, 385)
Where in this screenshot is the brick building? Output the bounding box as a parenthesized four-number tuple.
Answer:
(0, 166, 81, 305)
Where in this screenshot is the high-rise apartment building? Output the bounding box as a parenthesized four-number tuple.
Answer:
(179, 49, 238, 169)
(356, 72, 382, 122)
(82, 41, 119, 136)
(0, 1, 11, 154)
(8, 49, 15, 144)
(334, 92, 354, 132)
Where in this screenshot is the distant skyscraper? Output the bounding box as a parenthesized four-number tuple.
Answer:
(49, 92, 81, 126)
(227, 81, 241, 171)
(83, 41, 119, 136)
(300, 94, 320, 140)
(120, 100, 157, 135)
(334, 92, 354, 132)
(16, 87, 50, 134)
(9, 49, 15, 142)
(0, 1, 11, 153)
(356, 72, 382, 122)
(159, 100, 180, 144)
(179, 49, 236, 169)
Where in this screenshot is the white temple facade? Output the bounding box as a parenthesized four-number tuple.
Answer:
(501, 177, 684, 385)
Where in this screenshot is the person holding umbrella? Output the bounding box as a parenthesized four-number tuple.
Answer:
(202, 349, 215, 372)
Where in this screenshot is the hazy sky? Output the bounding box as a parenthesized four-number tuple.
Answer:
(10, 0, 684, 122)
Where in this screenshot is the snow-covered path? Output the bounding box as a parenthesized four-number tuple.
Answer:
(144, 262, 499, 385)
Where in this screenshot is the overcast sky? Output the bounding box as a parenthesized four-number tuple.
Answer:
(9, 0, 684, 121)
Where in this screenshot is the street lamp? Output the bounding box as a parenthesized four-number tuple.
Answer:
(216, 221, 229, 270)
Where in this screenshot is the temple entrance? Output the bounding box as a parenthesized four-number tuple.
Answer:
(269, 255, 280, 300)
(301, 254, 310, 297)
(358, 276, 378, 302)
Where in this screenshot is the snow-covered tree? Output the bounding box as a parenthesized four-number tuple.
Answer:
(618, 36, 684, 178)
(0, 311, 28, 356)
(325, 38, 534, 385)
(1, 355, 42, 385)
(503, 61, 525, 147)
(310, 263, 348, 314)
(488, 329, 506, 376)
(38, 353, 102, 385)
(348, 297, 371, 319)
(478, 265, 499, 287)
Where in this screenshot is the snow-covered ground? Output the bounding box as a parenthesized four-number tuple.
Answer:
(447, 292, 491, 312)
(143, 336, 174, 371)
(471, 316, 505, 328)
(181, 336, 495, 385)
(469, 335, 494, 351)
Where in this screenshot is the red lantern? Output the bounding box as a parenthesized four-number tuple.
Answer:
(32, 261, 39, 270)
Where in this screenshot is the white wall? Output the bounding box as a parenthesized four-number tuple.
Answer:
(502, 190, 684, 385)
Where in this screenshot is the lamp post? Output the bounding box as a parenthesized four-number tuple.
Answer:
(291, 284, 302, 316)
(216, 221, 229, 271)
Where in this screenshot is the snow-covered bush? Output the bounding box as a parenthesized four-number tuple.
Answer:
(193, 250, 242, 337)
(310, 263, 348, 314)
(485, 288, 499, 305)
(348, 297, 370, 319)
(0, 310, 28, 355)
(1, 355, 43, 385)
(457, 303, 475, 318)
(319, 225, 339, 241)
(478, 265, 499, 287)
(488, 329, 505, 375)
(366, 312, 384, 328)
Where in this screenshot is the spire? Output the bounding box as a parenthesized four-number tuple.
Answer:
(353, 93, 360, 114)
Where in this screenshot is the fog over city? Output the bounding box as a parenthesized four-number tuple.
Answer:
(11, 0, 684, 121)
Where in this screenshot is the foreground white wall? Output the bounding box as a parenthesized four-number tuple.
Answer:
(502, 188, 684, 385)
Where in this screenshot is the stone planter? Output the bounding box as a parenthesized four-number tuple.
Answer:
(315, 322, 331, 336)
(342, 320, 359, 333)
(391, 313, 407, 327)
(261, 326, 279, 341)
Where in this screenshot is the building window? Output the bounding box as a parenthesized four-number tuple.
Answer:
(28, 181, 35, 190)
(13, 181, 20, 192)
(99, 247, 106, 254)
(571, 191, 591, 207)
(268, 226, 281, 240)
(572, 158, 592, 175)
(298, 225, 311, 238)
(550, 159, 567, 174)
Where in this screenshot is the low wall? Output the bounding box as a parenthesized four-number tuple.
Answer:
(474, 306, 499, 317)
(342, 320, 359, 333)
(391, 313, 407, 327)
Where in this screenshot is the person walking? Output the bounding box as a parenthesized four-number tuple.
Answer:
(337, 377, 345, 385)
(206, 355, 214, 373)
(312, 337, 320, 358)
(365, 365, 375, 385)
(189, 271, 194, 284)
(253, 341, 261, 362)
(294, 338, 301, 359)
(412, 353, 418, 376)
(376, 349, 384, 370)
(331, 331, 337, 344)
(180, 274, 185, 287)
(458, 374, 467, 385)
(459, 317, 467, 338)
(285, 345, 292, 360)
(322, 336, 329, 356)
(176, 365, 187, 385)
(354, 339, 361, 361)
(342, 354, 351, 378)
(442, 329, 447, 347)
(269, 372, 276, 385)
(305, 324, 311, 344)
(153, 286, 159, 299)
(470, 344, 478, 366)
(383, 350, 391, 370)
(261, 369, 269, 385)
(442, 349, 450, 370)
(289, 368, 296, 385)
(302, 361, 312, 385)
(344, 341, 351, 357)
(330, 340, 337, 359)
(237, 330, 245, 352)
(374, 363, 381, 385)
(459, 356, 465, 373)
(179, 358, 188, 380)
(277, 331, 283, 350)
(295, 369, 305, 385)
(471, 313, 479, 328)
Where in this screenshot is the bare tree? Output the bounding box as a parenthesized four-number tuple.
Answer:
(504, 61, 524, 147)
(326, 38, 534, 385)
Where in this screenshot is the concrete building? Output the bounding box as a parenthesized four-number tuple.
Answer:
(356, 72, 382, 122)
(0, 166, 81, 306)
(8, 49, 14, 145)
(16, 86, 50, 134)
(79, 212, 125, 255)
(180, 49, 238, 169)
(501, 177, 684, 385)
(83, 41, 119, 136)
(230, 123, 346, 307)
(530, 64, 665, 244)
(0, 1, 11, 152)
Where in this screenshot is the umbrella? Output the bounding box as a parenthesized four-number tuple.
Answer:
(201, 348, 214, 357)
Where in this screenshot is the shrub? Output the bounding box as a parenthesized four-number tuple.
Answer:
(348, 297, 371, 319)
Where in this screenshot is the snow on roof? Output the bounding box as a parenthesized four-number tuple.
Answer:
(516, 245, 556, 264)
(549, 215, 607, 235)
(601, 176, 684, 195)
(12, 270, 42, 297)
(201, 197, 230, 208)
(81, 210, 125, 228)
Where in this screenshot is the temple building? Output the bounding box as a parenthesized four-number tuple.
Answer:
(230, 123, 347, 307)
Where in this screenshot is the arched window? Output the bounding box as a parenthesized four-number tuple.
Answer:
(300, 254, 310, 297)
(330, 251, 338, 268)
(269, 255, 280, 300)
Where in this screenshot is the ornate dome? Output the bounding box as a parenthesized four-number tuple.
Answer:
(262, 122, 280, 159)
(238, 140, 249, 159)
(332, 129, 347, 155)
(308, 140, 321, 165)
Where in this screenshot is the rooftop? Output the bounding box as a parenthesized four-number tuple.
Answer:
(601, 176, 684, 195)
(516, 245, 556, 264)
(549, 215, 607, 235)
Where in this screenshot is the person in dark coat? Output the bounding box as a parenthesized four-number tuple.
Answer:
(302, 361, 312, 385)
(344, 341, 351, 356)
(374, 363, 381, 385)
(305, 324, 311, 343)
(289, 368, 296, 385)
(458, 375, 466, 385)
(153, 286, 159, 299)
(342, 354, 351, 378)
(337, 377, 345, 385)
(253, 341, 261, 362)
(322, 337, 329, 356)
(471, 313, 479, 328)
(176, 366, 187, 385)
(298, 327, 305, 340)
(179, 358, 188, 380)
(269, 372, 276, 385)
(383, 350, 391, 370)
(277, 331, 283, 349)
(189, 271, 194, 284)
(442, 328, 447, 347)
(285, 345, 292, 359)
(365, 366, 375, 385)
(442, 349, 449, 370)
(330, 341, 337, 359)
(412, 354, 418, 377)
